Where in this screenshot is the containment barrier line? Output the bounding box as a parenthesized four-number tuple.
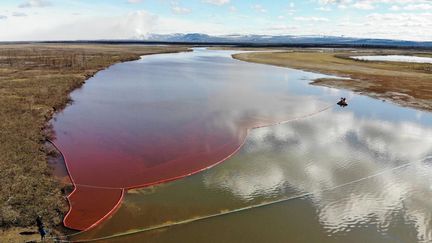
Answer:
(252, 104, 334, 130)
(54, 155, 431, 243)
(46, 101, 337, 191)
(45, 97, 351, 235)
(58, 181, 124, 190)
(46, 140, 125, 190)
(43, 99, 346, 237)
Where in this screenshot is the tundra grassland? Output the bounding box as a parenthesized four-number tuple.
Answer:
(0, 44, 190, 242)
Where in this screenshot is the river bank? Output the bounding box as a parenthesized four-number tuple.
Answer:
(0, 44, 189, 242)
(232, 49, 432, 112)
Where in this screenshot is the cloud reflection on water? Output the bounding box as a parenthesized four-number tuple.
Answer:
(67, 50, 432, 242)
(204, 108, 432, 241)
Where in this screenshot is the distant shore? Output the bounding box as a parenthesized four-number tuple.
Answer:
(0, 44, 190, 242)
(232, 48, 432, 112)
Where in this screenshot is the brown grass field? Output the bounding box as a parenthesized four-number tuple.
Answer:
(0, 44, 189, 242)
(233, 48, 432, 112)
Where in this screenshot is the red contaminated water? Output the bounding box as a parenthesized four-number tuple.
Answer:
(56, 117, 264, 230)
(52, 50, 330, 230)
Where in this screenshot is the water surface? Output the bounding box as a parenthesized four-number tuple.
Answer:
(52, 49, 338, 230)
(52, 49, 432, 242)
(351, 55, 432, 64)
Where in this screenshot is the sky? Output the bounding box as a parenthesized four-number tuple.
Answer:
(0, 0, 431, 41)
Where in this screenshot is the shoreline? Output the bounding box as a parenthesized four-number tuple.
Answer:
(232, 49, 432, 113)
(0, 44, 190, 242)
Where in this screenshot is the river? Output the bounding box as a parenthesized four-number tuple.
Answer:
(51, 48, 432, 242)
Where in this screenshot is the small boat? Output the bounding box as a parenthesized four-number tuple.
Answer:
(337, 98, 348, 107)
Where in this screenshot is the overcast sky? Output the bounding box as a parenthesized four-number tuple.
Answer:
(1, 0, 431, 41)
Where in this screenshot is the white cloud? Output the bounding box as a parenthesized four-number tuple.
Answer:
(171, 6, 191, 15)
(392, 3, 432, 10)
(294, 16, 330, 22)
(405, 3, 432, 10)
(0, 10, 234, 41)
(171, 2, 192, 14)
(2, 0, 432, 41)
(317, 6, 332, 11)
(19, 0, 52, 8)
(390, 5, 401, 10)
(352, 2, 375, 9)
(319, 0, 432, 10)
(367, 12, 432, 27)
(4, 11, 158, 41)
(268, 5, 431, 41)
(252, 4, 267, 13)
(203, 0, 230, 6)
(319, 0, 431, 4)
(286, 2, 296, 15)
(12, 12, 27, 17)
(127, 0, 143, 3)
(0, 15, 7, 20)
(318, 0, 352, 4)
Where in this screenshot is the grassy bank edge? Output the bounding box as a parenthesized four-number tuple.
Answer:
(0, 45, 190, 242)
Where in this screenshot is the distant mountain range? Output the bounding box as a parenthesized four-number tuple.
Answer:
(27, 33, 432, 49)
(139, 33, 432, 48)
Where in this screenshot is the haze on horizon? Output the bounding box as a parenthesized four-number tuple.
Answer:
(1, 0, 431, 42)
